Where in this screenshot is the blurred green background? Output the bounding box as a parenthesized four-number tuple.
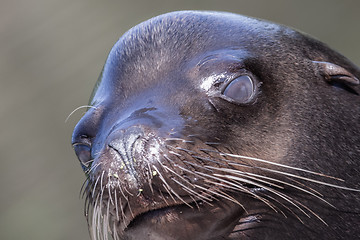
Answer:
(1, 0, 359, 239)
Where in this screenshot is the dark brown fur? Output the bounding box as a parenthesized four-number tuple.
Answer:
(72, 11, 360, 239)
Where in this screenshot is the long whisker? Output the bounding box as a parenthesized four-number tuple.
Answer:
(114, 190, 119, 221)
(218, 174, 311, 218)
(113, 221, 120, 240)
(158, 188, 170, 206)
(80, 175, 91, 198)
(104, 197, 110, 240)
(118, 194, 126, 225)
(92, 175, 101, 198)
(163, 165, 214, 204)
(65, 105, 97, 123)
(219, 152, 343, 181)
(171, 177, 214, 205)
(194, 183, 245, 210)
(107, 175, 114, 206)
(229, 162, 359, 192)
(86, 162, 102, 175)
(175, 163, 257, 211)
(206, 166, 335, 208)
(127, 196, 134, 219)
(152, 165, 193, 208)
(181, 161, 277, 212)
(261, 194, 294, 221)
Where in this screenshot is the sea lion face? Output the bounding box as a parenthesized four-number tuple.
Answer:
(72, 11, 360, 239)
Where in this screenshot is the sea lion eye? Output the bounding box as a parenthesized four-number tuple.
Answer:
(222, 75, 255, 103)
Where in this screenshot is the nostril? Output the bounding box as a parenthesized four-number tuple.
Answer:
(73, 143, 92, 170)
(71, 106, 103, 172)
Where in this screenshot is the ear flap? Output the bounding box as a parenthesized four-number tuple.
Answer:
(312, 61, 359, 86)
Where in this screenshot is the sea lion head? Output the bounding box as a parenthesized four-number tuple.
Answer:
(72, 11, 360, 239)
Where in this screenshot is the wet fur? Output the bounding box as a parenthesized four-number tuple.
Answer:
(72, 11, 360, 240)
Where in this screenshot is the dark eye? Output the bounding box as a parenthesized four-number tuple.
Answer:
(222, 75, 255, 103)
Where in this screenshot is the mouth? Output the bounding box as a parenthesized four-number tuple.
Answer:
(125, 200, 197, 230)
(84, 176, 246, 240)
(122, 185, 263, 232)
(119, 191, 198, 231)
(120, 196, 245, 240)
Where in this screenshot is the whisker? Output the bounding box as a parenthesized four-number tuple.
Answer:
(80, 159, 94, 169)
(207, 166, 335, 208)
(107, 175, 114, 206)
(204, 142, 221, 145)
(259, 194, 290, 220)
(285, 177, 323, 197)
(127, 196, 134, 219)
(105, 197, 110, 240)
(117, 193, 125, 221)
(208, 166, 285, 189)
(99, 171, 105, 226)
(182, 159, 278, 212)
(92, 175, 101, 198)
(194, 183, 246, 211)
(83, 191, 90, 217)
(119, 198, 127, 228)
(167, 145, 197, 155)
(92, 193, 101, 240)
(146, 161, 154, 194)
(162, 164, 215, 204)
(114, 190, 119, 221)
(171, 177, 214, 205)
(162, 165, 195, 188)
(158, 188, 170, 206)
(218, 174, 311, 218)
(80, 176, 91, 199)
(175, 162, 255, 211)
(230, 163, 359, 192)
(117, 182, 128, 200)
(293, 199, 328, 226)
(165, 137, 194, 143)
(86, 162, 102, 175)
(201, 174, 277, 213)
(152, 165, 193, 208)
(169, 150, 182, 157)
(123, 185, 134, 197)
(162, 182, 177, 203)
(65, 105, 97, 123)
(113, 221, 120, 240)
(220, 152, 343, 181)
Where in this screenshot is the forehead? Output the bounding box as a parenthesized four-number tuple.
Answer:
(107, 11, 285, 71)
(92, 11, 292, 104)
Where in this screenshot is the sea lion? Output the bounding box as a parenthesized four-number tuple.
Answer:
(71, 11, 360, 239)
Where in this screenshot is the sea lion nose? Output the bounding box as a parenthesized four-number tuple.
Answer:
(106, 126, 145, 176)
(72, 107, 102, 144)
